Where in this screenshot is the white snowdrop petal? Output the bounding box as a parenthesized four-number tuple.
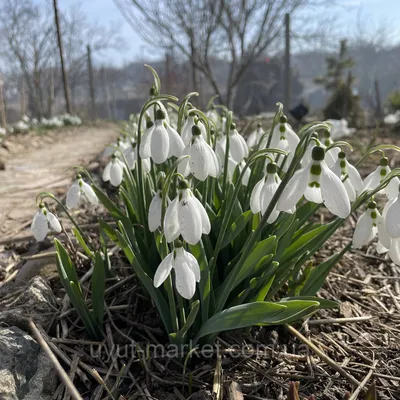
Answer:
(189, 140, 208, 181)
(250, 178, 264, 214)
(82, 182, 98, 205)
(230, 132, 247, 163)
(204, 143, 219, 178)
(285, 126, 300, 151)
(47, 212, 62, 233)
(347, 162, 363, 193)
(167, 125, 184, 157)
(102, 161, 112, 182)
(66, 182, 81, 209)
(343, 178, 356, 202)
(389, 238, 400, 265)
(148, 193, 162, 232)
(386, 176, 399, 199)
(276, 165, 310, 212)
(242, 162, 251, 186)
(140, 125, 154, 159)
(320, 162, 351, 218)
(151, 123, 169, 164)
(178, 194, 203, 245)
(352, 212, 373, 248)
(110, 161, 123, 187)
(153, 253, 174, 287)
(177, 146, 191, 177)
(124, 147, 135, 169)
(181, 117, 195, 145)
(304, 185, 323, 204)
(330, 159, 341, 177)
(32, 211, 48, 241)
(376, 214, 391, 249)
(376, 241, 388, 254)
(142, 158, 151, 173)
(191, 196, 211, 234)
(385, 197, 400, 238)
(362, 168, 381, 192)
(267, 209, 280, 224)
(164, 197, 180, 242)
(260, 175, 279, 215)
(182, 249, 201, 282)
(174, 260, 196, 299)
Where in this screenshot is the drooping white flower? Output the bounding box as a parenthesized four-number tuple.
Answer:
(362, 157, 399, 199)
(31, 204, 62, 241)
(178, 125, 219, 181)
(103, 154, 125, 187)
(181, 113, 207, 145)
(352, 201, 389, 252)
(269, 117, 299, 171)
(140, 109, 184, 164)
(217, 123, 248, 163)
(148, 191, 163, 232)
(250, 162, 281, 223)
(123, 142, 150, 173)
(247, 123, 264, 148)
(383, 188, 400, 239)
(277, 146, 351, 218)
(153, 246, 200, 299)
(331, 151, 363, 201)
(301, 135, 336, 167)
(66, 174, 98, 209)
(164, 183, 211, 245)
(206, 106, 219, 123)
(103, 137, 129, 158)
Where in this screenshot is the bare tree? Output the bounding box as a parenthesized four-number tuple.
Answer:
(114, 0, 339, 108)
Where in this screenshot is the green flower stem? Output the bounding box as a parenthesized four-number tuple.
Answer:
(36, 192, 94, 253)
(177, 295, 186, 326)
(165, 275, 179, 333)
(222, 111, 233, 197)
(177, 92, 199, 133)
(355, 144, 400, 168)
(266, 102, 283, 149)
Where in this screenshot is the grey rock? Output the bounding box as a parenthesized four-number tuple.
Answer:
(0, 276, 58, 331)
(0, 326, 57, 400)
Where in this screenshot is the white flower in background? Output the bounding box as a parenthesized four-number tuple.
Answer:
(31, 204, 62, 241)
(277, 146, 351, 218)
(217, 123, 248, 163)
(362, 157, 399, 199)
(383, 189, 400, 239)
(148, 191, 162, 232)
(66, 174, 98, 208)
(384, 110, 400, 125)
(164, 182, 211, 245)
(352, 201, 389, 252)
(140, 109, 184, 164)
(123, 142, 150, 173)
(0, 127, 6, 136)
(153, 245, 200, 299)
(206, 106, 219, 124)
(331, 151, 363, 201)
(103, 155, 125, 187)
(103, 137, 129, 158)
(178, 125, 219, 181)
(181, 113, 207, 145)
(22, 115, 30, 123)
(301, 135, 337, 167)
(250, 162, 282, 223)
(325, 119, 356, 140)
(270, 117, 299, 170)
(247, 123, 264, 148)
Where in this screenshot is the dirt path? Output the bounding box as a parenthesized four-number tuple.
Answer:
(0, 123, 119, 237)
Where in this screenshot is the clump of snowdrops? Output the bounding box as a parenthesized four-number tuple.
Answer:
(32, 66, 400, 344)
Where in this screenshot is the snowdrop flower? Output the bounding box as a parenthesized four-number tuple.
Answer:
(302, 134, 336, 167)
(270, 116, 299, 170)
(178, 125, 219, 181)
(153, 244, 200, 299)
(352, 201, 389, 252)
(140, 109, 184, 164)
(218, 123, 248, 163)
(103, 154, 125, 187)
(250, 162, 281, 223)
(326, 119, 356, 139)
(31, 203, 62, 241)
(66, 174, 98, 208)
(247, 123, 264, 148)
(123, 142, 150, 173)
(148, 190, 162, 232)
(362, 157, 399, 199)
(181, 112, 207, 145)
(277, 146, 351, 218)
(164, 181, 210, 245)
(331, 151, 363, 201)
(383, 187, 400, 239)
(103, 137, 129, 158)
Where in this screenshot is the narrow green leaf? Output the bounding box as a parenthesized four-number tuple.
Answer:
(195, 302, 286, 340)
(281, 296, 338, 309)
(221, 210, 253, 249)
(54, 239, 80, 286)
(92, 184, 126, 221)
(92, 252, 106, 327)
(72, 227, 94, 259)
(169, 300, 200, 342)
(263, 300, 319, 324)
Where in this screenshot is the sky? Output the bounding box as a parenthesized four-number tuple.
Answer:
(55, 0, 400, 66)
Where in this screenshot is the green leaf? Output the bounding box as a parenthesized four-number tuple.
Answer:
(281, 296, 338, 309)
(92, 185, 127, 221)
(169, 300, 200, 343)
(99, 219, 118, 243)
(145, 64, 161, 94)
(72, 227, 94, 259)
(274, 218, 299, 259)
(195, 302, 287, 340)
(263, 300, 319, 324)
(54, 239, 80, 286)
(92, 252, 106, 327)
(300, 244, 350, 296)
(221, 210, 252, 249)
